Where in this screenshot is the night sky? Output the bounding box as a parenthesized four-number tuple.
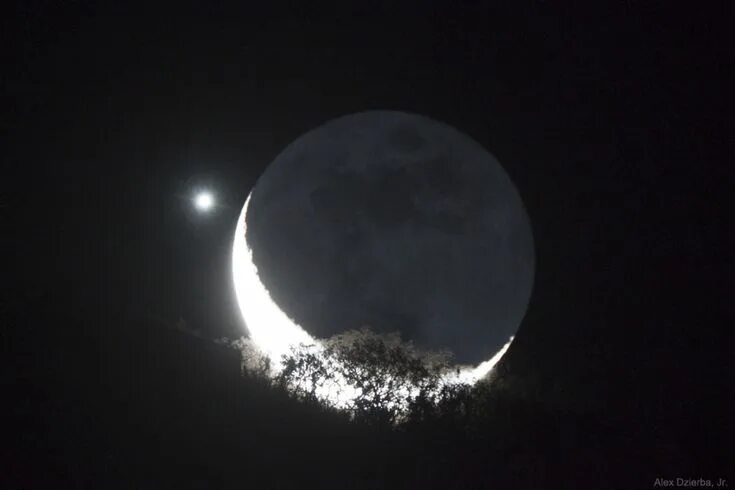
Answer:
(4, 2, 731, 487)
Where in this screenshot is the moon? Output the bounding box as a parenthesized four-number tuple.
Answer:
(233, 111, 534, 378)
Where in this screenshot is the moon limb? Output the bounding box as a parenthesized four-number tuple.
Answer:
(232, 193, 313, 363)
(232, 192, 513, 386)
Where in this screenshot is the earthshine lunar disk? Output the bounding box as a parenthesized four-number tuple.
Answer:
(232, 110, 534, 382)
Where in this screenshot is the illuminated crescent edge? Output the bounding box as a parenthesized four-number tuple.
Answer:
(232, 193, 513, 405)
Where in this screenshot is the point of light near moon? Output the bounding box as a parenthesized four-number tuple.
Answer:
(232, 193, 513, 406)
(194, 191, 214, 212)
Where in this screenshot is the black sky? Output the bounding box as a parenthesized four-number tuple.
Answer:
(5, 0, 732, 473)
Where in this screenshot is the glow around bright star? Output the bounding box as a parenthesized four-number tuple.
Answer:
(232, 193, 514, 406)
(194, 191, 214, 211)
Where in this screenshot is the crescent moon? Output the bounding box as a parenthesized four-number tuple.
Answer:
(232, 192, 512, 389)
(232, 193, 313, 362)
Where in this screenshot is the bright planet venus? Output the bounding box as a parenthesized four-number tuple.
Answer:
(194, 191, 214, 212)
(233, 111, 534, 382)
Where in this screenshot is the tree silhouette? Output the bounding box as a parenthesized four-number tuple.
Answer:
(273, 328, 471, 425)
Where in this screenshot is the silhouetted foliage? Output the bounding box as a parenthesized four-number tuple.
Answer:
(11, 304, 718, 489)
(270, 328, 469, 425)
